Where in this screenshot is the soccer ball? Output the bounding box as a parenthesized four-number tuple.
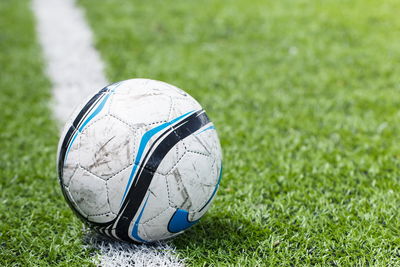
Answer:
(57, 79, 222, 243)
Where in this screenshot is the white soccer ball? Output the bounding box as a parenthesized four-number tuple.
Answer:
(57, 79, 222, 243)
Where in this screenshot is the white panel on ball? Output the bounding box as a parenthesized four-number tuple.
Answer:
(79, 116, 137, 180)
(109, 85, 172, 127)
(68, 168, 110, 218)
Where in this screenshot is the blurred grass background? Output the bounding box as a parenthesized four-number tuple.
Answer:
(1, 0, 400, 265)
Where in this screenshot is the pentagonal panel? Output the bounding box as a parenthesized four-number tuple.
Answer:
(79, 115, 137, 180)
(107, 165, 133, 215)
(140, 172, 171, 224)
(110, 88, 172, 127)
(68, 168, 110, 217)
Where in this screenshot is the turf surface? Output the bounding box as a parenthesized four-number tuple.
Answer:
(2, 0, 400, 265)
(77, 0, 400, 265)
(0, 0, 93, 265)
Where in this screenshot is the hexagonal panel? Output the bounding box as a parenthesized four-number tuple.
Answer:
(141, 172, 171, 224)
(88, 212, 116, 223)
(61, 132, 80, 186)
(140, 207, 177, 242)
(79, 115, 137, 180)
(110, 89, 172, 127)
(194, 127, 222, 162)
(113, 79, 152, 96)
(184, 132, 213, 157)
(165, 168, 191, 210)
(169, 96, 202, 121)
(150, 80, 188, 98)
(169, 152, 218, 212)
(63, 184, 88, 218)
(68, 167, 110, 217)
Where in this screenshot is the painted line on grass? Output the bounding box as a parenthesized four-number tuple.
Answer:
(32, 0, 107, 124)
(31, 0, 184, 266)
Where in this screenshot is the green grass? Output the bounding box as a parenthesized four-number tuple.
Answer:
(77, 0, 400, 265)
(0, 0, 93, 265)
(2, 0, 400, 265)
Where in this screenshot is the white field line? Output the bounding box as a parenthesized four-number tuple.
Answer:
(32, 0, 184, 266)
(32, 0, 107, 124)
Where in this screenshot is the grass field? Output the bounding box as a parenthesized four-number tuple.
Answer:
(2, 0, 400, 265)
(0, 0, 93, 265)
